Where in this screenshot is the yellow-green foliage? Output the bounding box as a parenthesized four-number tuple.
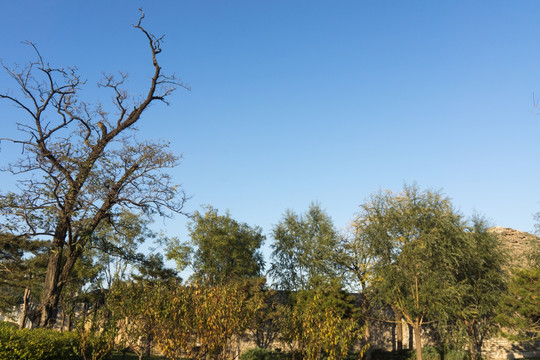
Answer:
(0, 321, 80, 360)
(294, 292, 362, 360)
(279, 287, 364, 360)
(150, 279, 264, 360)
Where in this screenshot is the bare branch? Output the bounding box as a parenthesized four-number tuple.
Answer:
(0, 12, 188, 328)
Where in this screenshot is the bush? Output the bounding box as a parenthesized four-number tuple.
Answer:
(372, 349, 414, 360)
(371, 347, 446, 360)
(444, 350, 468, 360)
(0, 321, 80, 360)
(421, 347, 441, 360)
(240, 347, 290, 360)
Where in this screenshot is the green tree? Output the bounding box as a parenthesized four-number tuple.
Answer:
(359, 185, 470, 360)
(58, 252, 101, 332)
(496, 267, 540, 341)
(0, 11, 187, 327)
(494, 213, 540, 340)
(249, 289, 287, 350)
(76, 290, 120, 360)
(450, 217, 507, 360)
(496, 221, 540, 344)
(167, 206, 265, 285)
(0, 233, 48, 328)
(58, 211, 169, 333)
(91, 210, 154, 289)
(134, 253, 180, 283)
(338, 220, 378, 356)
(268, 203, 340, 291)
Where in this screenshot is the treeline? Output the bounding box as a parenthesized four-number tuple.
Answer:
(2, 185, 539, 360)
(0, 12, 538, 360)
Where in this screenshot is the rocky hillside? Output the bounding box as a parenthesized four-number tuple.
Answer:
(488, 226, 539, 269)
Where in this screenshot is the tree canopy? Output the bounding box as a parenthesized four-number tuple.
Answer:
(167, 206, 265, 285)
(268, 202, 341, 291)
(358, 185, 472, 360)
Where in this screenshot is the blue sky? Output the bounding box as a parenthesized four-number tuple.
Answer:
(1, 1, 539, 269)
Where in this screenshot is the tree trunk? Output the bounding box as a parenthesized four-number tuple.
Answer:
(39, 228, 82, 328)
(61, 309, 66, 332)
(19, 287, 31, 329)
(145, 331, 153, 357)
(469, 337, 477, 360)
(67, 312, 72, 331)
(467, 322, 481, 360)
(395, 310, 403, 351)
(40, 245, 63, 328)
(413, 321, 422, 360)
(364, 321, 373, 360)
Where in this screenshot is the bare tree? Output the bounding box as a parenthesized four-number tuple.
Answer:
(0, 10, 188, 327)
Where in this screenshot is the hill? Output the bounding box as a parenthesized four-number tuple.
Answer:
(488, 226, 539, 269)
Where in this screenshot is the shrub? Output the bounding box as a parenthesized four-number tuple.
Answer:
(240, 347, 290, 360)
(421, 347, 441, 360)
(371, 348, 443, 360)
(444, 350, 468, 360)
(0, 321, 80, 360)
(372, 349, 414, 360)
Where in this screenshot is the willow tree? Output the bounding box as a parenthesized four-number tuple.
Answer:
(453, 218, 507, 360)
(268, 203, 341, 291)
(360, 185, 469, 360)
(0, 10, 188, 327)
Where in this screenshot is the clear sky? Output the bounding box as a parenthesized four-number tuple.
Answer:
(1, 1, 539, 269)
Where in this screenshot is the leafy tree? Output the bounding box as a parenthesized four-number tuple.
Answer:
(249, 289, 287, 350)
(495, 213, 540, 340)
(269, 203, 340, 291)
(91, 210, 154, 289)
(151, 279, 265, 360)
(58, 252, 101, 332)
(450, 217, 507, 360)
(496, 268, 540, 341)
(76, 288, 120, 360)
(280, 283, 364, 360)
(359, 185, 470, 360)
(167, 206, 265, 285)
(338, 220, 378, 356)
(133, 253, 180, 283)
(108, 280, 155, 360)
(59, 211, 169, 333)
(0, 11, 187, 327)
(0, 233, 48, 328)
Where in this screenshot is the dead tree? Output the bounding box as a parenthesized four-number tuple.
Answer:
(0, 10, 189, 327)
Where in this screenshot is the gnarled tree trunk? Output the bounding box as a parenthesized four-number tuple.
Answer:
(19, 287, 31, 329)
